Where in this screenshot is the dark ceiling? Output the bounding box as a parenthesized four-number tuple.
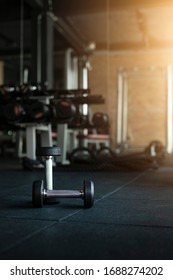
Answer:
(53, 0, 173, 15)
(0, 0, 172, 84)
(0, 0, 173, 67)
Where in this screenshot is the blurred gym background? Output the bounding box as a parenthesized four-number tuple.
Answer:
(0, 0, 172, 169)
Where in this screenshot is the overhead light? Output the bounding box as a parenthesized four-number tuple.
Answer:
(85, 41, 96, 53)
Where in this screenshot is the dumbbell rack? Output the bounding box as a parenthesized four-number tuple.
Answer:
(32, 146, 94, 208)
(16, 95, 53, 160)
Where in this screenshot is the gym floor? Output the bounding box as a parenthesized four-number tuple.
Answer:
(1, 156, 173, 260)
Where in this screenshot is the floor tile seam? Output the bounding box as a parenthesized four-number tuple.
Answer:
(58, 219, 173, 229)
(95, 172, 147, 203)
(58, 209, 83, 222)
(58, 172, 147, 222)
(95, 198, 173, 202)
(0, 211, 85, 223)
(0, 215, 61, 222)
(0, 221, 58, 255)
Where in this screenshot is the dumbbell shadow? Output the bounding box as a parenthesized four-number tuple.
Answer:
(32, 147, 94, 209)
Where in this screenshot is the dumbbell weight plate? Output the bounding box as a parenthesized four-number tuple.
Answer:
(36, 146, 61, 157)
(32, 180, 44, 208)
(145, 140, 164, 161)
(69, 147, 95, 164)
(56, 99, 76, 121)
(97, 147, 115, 157)
(83, 180, 94, 208)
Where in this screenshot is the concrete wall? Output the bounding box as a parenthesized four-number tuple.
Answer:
(89, 51, 173, 150)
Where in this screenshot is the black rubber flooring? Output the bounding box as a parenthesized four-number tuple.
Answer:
(1, 158, 173, 260)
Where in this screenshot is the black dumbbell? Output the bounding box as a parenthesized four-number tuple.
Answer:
(32, 146, 94, 208)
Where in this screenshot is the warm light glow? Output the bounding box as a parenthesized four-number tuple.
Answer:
(167, 64, 173, 153)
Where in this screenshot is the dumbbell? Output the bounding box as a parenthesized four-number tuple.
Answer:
(32, 146, 94, 208)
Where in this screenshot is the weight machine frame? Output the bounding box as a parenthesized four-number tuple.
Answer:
(116, 65, 173, 154)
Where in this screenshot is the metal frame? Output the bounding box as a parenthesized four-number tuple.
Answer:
(57, 50, 92, 165)
(167, 64, 173, 153)
(41, 12, 54, 89)
(116, 71, 128, 152)
(65, 48, 78, 89)
(116, 65, 173, 154)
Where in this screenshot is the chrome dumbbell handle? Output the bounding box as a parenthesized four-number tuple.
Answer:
(36, 147, 61, 191)
(44, 189, 84, 198)
(44, 156, 53, 190)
